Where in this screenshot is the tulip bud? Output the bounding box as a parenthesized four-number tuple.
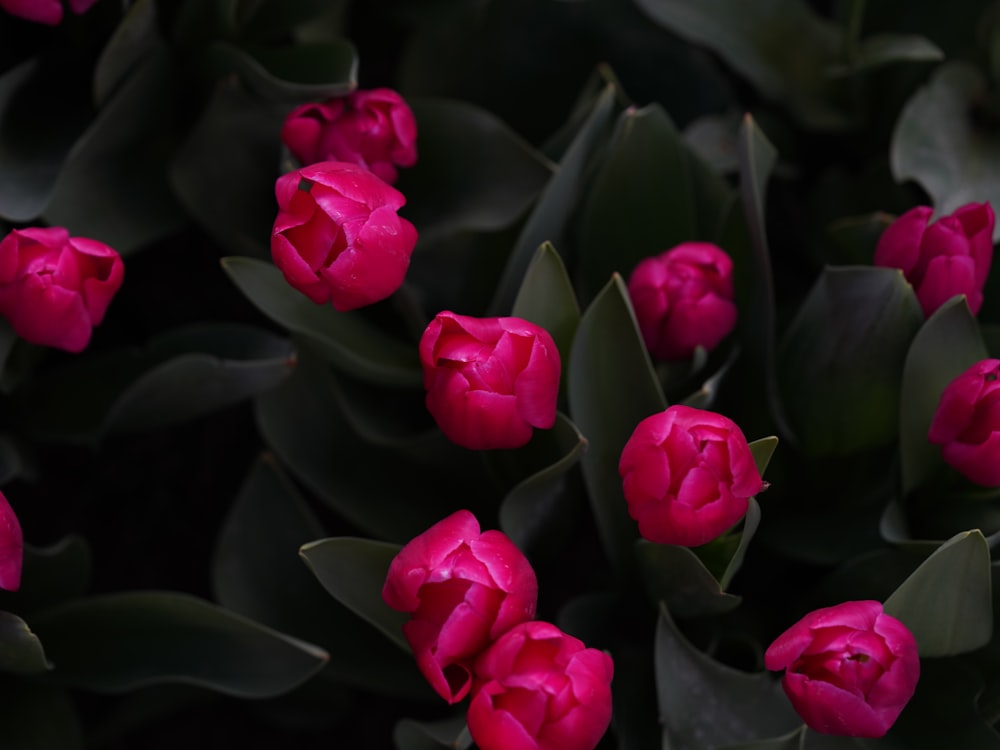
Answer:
(468, 620, 614, 750)
(765, 600, 920, 738)
(0, 491, 23, 592)
(0, 0, 97, 24)
(927, 358, 1000, 486)
(281, 88, 418, 184)
(0, 227, 124, 353)
(627, 242, 737, 361)
(382, 510, 538, 704)
(271, 161, 418, 311)
(874, 202, 994, 317)
(419, 312, 561, 450)
(618, 404, 763, 546)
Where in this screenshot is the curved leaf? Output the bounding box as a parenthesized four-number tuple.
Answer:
(511, 241, 581, 365)
(0, 611, 48, 676)
(636, 541, 741, 617)
(208, 40, 357, 101)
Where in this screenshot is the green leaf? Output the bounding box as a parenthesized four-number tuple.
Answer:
(656, 605, 802, 748)
(0, 611, 48, 676)
(577, 103, 734, 299)
(825, 212, 893, 266)
(777, 266, 923, 458)
(748, 436, 779, 476)
(899, 296, 988, 497)
(722, 726, 808, 750)
(235, 0, 345, 40)
(299, 537, 409, 652)
(93, 0, 162, 106)
(635, 0, 848, 129)
(223, 257, 422, 387)
(29, 592, 328, 697)
(891, 61, 1000, 243)
(0, 680, 82, 750)
(568, 275, 666, 571)
(394, 715, 471, 750)
(829, 33, 944, 76)
(208, 40, 357, 101)
(884, 530, 993, 657)
(719, 498, 763, 590)
(511, 241, 581, 366)
(636, 541, 741, 618)
(491, 82, 621, 314)
(396, 98, 554, 245)
(0, 536, 92, 616)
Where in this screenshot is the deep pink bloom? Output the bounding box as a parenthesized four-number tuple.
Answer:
(765, 600, 920, 738)
(0, 0, 97, 24)
(0, 491, 22, 592)
(419, 312, 561, 450)
(0, 227, 124, 353)
(271, 161, 418, 311)
(382, 510, 538, 704)
(618, 404, 762, 546)
(468, 620, 614, 750)
(927, 358, 1000, 486)
(874, 202, 995, 317)
(281, 88, 418, 184)
(627, 242, 737, 361)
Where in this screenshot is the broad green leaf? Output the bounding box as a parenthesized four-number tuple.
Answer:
(0, 611, 48, 676)
(299, 537, 409, 652)
(891, 61, 1000, 243)
(577, 103, 733, 299)
(748, 436, 779, 476)
(656, 606, 801, 748)
(899, 296, 987, 497)
(396, 99, 554, 245)
(212, 454, 429, 697)
(93, 0, 162, 105)
(829, 33, 943, 76)
(499, 413, 587, 552)
(634, 0, 848, 129)
(0, 680, 82, 750)
(491, 83, 620, 314)
(511, 241, 581, 365)
(224, 257, 422, 386)
(568, 275, 666, 571)
(777, 266, 923, 458)
(169, 80, 283, 258)
(208, 40, 357, 101)
(884, 530, 992, 657)
(29, 592, 328, 697)
(636, 541, 741, 618)
(394, 715, 471, 750)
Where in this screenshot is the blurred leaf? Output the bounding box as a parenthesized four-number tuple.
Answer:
(0, 680, 82, 750)
(0, 611, 48, 676)
(722, 727, 808, 750)
(634, 0, 848, 129)
(299, 537, 409, 652)
(511, 241, 581, 365)
(212, 454, 429, 697)
(499, 413, 587, 552)
(891, 61, 1000, 243)
(94, 0, 161, 106)
(825, 212, 892, 266)
(224, 257, 422, 387)
(236, 0, 345, 40)
(829, 33, 943, 76)
(656, 605, 801, 749)
(208, 40, 357, 101)
(778, 266, 923, 458)
(568, 275, 666, 571)
(577, 103, 734, 299)
(684, 113, 740, 174)
(884, 530, 992, 657)
(899, 296, 987, 497)
(29, 592, 328, 697)
(394, 715, 471, 750)
(170, 79, 283, 258)
(491, 83, 621, 313)
(636, 541, 741, 618)
(0, 537, 91, 617)
(396, 98, 553, 245)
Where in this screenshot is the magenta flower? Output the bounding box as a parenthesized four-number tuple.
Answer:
(468, 621, 614, 750)
(419, 312, 561, 450)
(382, 510, 538, 704)
(618, 404, 762, 546)
(874, 202, 994, 318)
(281, 88, 418, 184)
(765, 600, 920, 738)
(0, 0, 97, 24)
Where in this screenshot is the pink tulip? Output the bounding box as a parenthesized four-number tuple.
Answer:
(382, 510, 538, 704)
(468, 620, 614, 750)
(419, 312, 561, 450)
(0, 227, 124, 353)
(765, 600, 920, 738)
(0, 491, 22, 592)
(618, 404, 762, 546)
(627, 242, 737, 361)
(874, 202, 994, 317)
(281, 88, 418, 184)
(0, 0, 97, 24)
(927, 358, 1000, 486)
(271, 161, 418, 311)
